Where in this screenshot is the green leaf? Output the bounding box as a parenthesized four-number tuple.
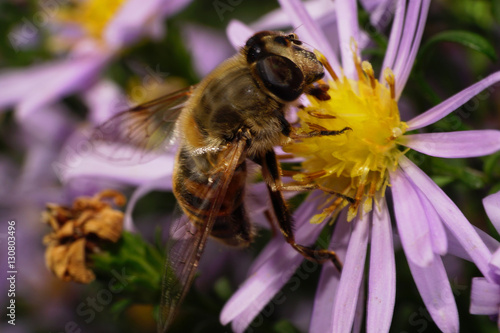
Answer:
(92, 231, 165, 302)
(110, 299, 133, 316)
(431, 175, 454, 187)
(420, 30, 497, 62)
(484, 151, 500, 177)
(273, 320, 301, 333)
(493, 0, 500, 23)
(214, 277, 233, 301)
(430, 158, 486, 189)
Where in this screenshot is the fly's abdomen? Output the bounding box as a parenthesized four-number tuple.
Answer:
(173, 147, 253, 247)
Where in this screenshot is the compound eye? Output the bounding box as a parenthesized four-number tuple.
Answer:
(256, 55, 304, 101)
(288, 33, 298, 40)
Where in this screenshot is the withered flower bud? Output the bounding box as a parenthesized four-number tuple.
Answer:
(42, 189, 126, 283)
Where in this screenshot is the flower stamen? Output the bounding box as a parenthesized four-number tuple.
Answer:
(307, 110, 337, 119)
(285, 53, 408, 222)
(315, 50, 339, 82)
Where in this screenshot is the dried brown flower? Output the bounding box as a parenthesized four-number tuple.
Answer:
(42, 189, 126, 283)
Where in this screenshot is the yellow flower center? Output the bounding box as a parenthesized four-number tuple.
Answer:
(58, 0, 125, 41)
(284, 53, 408, 222)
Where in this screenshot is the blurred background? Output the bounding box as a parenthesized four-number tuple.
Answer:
(0, 0, 500, 332)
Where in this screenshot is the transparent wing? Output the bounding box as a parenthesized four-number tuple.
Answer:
(158, 138, 248, 332)
(91, 86, 194, 164)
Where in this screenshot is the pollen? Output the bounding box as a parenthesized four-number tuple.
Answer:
(57, 0, 125, 41)
(284, 55, 408, 222)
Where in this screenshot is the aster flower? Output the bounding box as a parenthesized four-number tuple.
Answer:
(470, 191, 500, 327)
(0, 0, 191, 122)
(220, 1, 500, 332)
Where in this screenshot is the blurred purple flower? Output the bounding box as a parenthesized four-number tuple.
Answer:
(0, 103, 87, 331)
(470, 191, 500, 327)
(220, 1, 500, 332)
(0, 0, 191, 123)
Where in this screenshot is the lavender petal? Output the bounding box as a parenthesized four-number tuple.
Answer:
(83, 79, 126, 125)
(416, 189, 448, 255)
(251, 0, 336, 32)
(226, 20, 255, 50)
(398, 155, 494, 280)
(277, 0, 341, 74)
(407, 71, 500, 130)
(17, 56, 110, 121)
(332, 213, 370, 333)
(483, 191, 500, 234)
(59, 132, 176, 186)
(220, 192, 323, 331)
(395, 0, 430, 99)
(309, 212, 352, 333)
(403, 130, 500, 158)
(123, 176, 171, 231)
(390, 168, 434, 266)
(380, 0, 405, 78)
(104, 0, 173, 49)
(446, 225, 499, 262)
(336, 0, 359, 79)
(407, 254, 459, 332)
(367, 199, 396, 333)
(390, 0, 421, 92)
(470, 277, 500, 315)
(183, 24, 234, 77)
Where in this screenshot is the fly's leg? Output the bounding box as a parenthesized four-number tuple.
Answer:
(253, 150, 343, 272)
(291, 124, 352, 140)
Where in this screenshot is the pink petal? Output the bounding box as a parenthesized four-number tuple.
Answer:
(361, 1, 397, 49)
(336, 0, 359, 79)
(161, 0, 193, 16)
(83, 80, 127, 125)
(0, 63, 60, 110)
(390, 0, 421, 89)
(183, 24, 234, 77)
(353, 271, 366, 333)
(104, 0, 174, 49)
(277, 0, 341, 75)
(483, 191, 500, 235)
(251, 0, 336, 32)
(470, 277, 500, 315)
(490, 248, 500, 276)
(360, 0, 392, 11)
(21, 104, 76, 145)
(403, 130, 500, 158)
(123, 176, 171, 231)
(407, 71, 500, 130)
(17, 56, 110, 121)
(226, 20, 255, 50)
(390, 168, 434, 266)
(221, 193, 323, 331)
(58, 131, 176, 186)
(309, 212, 352, 333)
(247, 192, 321, 275)
(367, 199, 396, 333)
(407, 254, 459, 332)
(446, 226, 499, 262)
(416, 189, 448, 255)
(395, 0, 430, 99)
(398, 155, 494, 280)
(0, 56, 106, 117)
(332, 212, 370, 333)
(380, 0, 405, 78)
(224, 251, 302, 333)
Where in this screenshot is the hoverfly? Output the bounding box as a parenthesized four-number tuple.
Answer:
(92, 30, 352, 332)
